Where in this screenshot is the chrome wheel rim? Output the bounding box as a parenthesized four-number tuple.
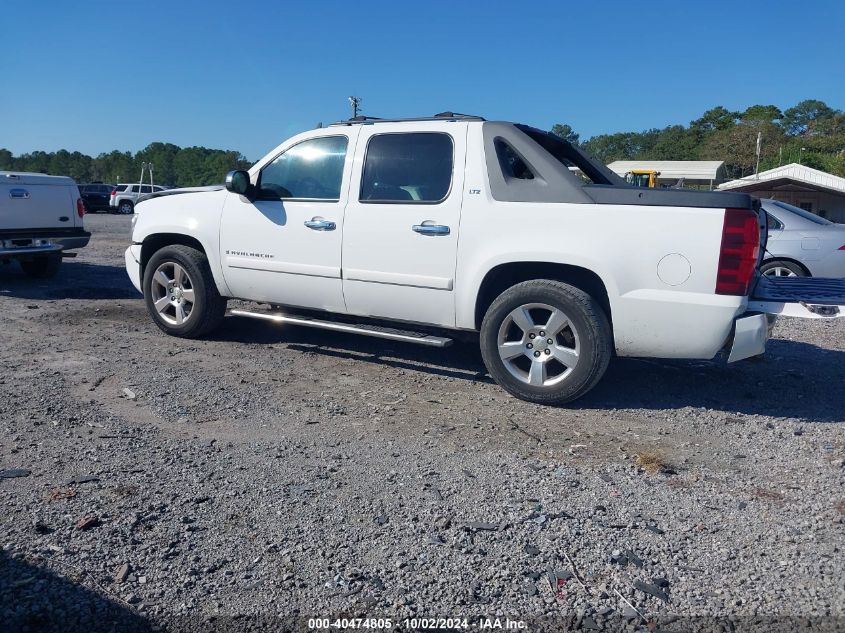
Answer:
(150, 261, 195, 325)
(764, 266, 797, 277)
(497, 303, 580, 387)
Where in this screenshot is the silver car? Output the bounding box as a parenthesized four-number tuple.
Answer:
(761, 199, 845, 278)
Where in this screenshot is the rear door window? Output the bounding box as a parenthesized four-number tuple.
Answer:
(360, 133, 453, 203)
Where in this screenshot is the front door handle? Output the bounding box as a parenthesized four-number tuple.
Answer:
(304, 217, 336, 231)
(412, 222, 450, 236)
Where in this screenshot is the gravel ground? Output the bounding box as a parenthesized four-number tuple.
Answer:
(1, 214, 844, 632)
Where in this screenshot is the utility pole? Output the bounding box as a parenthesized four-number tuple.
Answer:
(754, 131, 762, 178)
(348, 96, 362, 119)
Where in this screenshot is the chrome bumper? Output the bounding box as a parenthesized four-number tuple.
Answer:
(727, 313, 770, 363)
(0, 242, 63, 258)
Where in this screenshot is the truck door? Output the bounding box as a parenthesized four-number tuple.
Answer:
(219, 129, 359, 312)
(341, 123, 467, 327)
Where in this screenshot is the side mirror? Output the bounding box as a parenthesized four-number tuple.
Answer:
(225, 170, 252, 197)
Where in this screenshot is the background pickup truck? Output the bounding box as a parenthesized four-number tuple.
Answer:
(1, 171, 90, 278)
(125, 113, 845, 404)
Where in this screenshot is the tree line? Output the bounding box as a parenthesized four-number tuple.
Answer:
(553, 99, 845, 180)
(3, 99, 843, 186)
(0, 142, 252, 188)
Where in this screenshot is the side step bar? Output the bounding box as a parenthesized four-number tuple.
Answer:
(229, 309, 453, 348)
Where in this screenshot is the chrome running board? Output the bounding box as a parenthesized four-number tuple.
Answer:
(229, 310, 453, 348)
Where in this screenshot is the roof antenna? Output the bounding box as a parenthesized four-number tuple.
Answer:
(348, 96, 362, 119)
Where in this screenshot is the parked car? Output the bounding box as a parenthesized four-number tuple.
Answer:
(124, 114, 845, 405)
(761, 199, 845, 277)
(78, 183, 116, 213)
(110, 183, 167, 215)
(1, 171, 90, 277)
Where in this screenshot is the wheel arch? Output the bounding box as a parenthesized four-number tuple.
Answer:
(140, 234, 214, 291)
(761, 256, 811, 276)
(473, 262, 613, 331)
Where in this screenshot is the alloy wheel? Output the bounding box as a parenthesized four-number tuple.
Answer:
(496, 302, 580, 387)
(150, 261, 196, 325)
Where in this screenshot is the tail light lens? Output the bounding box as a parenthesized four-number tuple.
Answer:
(716, 208, 760, 296)
(111, 190, 117, 196)
(76, 198, 86, 218)
(839, 244, 845, 251)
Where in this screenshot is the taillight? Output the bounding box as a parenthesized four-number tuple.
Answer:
(76, 198, 86, 218)
(716, 208, 760, 296)
(839, 244, 845, 251)
(111, 190, 117, 196)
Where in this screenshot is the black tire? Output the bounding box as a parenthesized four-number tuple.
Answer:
(20, 254, 61, 278)
(480, 280, 612, 405)
(118, 200, 134, 215)
(143, 245, 226, 338)
(760, 259, 807, 278)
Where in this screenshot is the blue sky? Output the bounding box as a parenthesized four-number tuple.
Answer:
(2, 0, 843, 161)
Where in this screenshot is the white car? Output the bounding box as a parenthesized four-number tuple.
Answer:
(1, 171, 90, 277)
(110, 183, 167, 215)
(124, 114, 845, 404)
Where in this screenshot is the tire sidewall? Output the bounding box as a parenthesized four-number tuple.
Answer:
(480, 282, 610, 404)
(119, 201, 133, 215)
(143, 247, 210, 337)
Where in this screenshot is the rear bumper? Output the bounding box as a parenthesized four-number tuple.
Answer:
(726, 312, 770, 363)
(0, 242, 63, 258)
(55, 234, 91, 250)
(0, 228, 90, 252)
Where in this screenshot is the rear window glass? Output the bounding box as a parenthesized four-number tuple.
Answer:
(771, 200, 832, 225)
(360, 133, 453, 203)
(116, 185, 128, 192)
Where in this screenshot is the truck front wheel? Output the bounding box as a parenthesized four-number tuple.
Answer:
(480, 280, 612, 405)
(143, 245, 226, 338)
(20, 254, 61, 278)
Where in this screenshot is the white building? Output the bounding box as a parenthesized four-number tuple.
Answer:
(607, 160, 727, 189)
(718, 163, 845, 223)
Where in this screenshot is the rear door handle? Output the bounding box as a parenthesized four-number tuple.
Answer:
(412, 222, 450, 236)
(303, 217, 336, 231)
(9, 189, 30, 199)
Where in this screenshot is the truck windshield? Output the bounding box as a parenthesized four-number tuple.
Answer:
(514, 124, 622, 186)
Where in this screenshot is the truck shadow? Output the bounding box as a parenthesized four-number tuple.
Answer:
(220, 316, 845, 423)
(0, 551, 154, 632)
(0, 260, 140, 301)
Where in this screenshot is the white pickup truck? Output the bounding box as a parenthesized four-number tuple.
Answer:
(1, 172, 90, 277)
(125, 114, 845, 404)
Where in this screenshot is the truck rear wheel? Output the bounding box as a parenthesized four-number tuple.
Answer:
(20, 254, 61, 278)
(143, 245, 226, 338)
(480, 280, 612, 405)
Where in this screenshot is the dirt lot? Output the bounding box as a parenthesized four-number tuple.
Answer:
(1, 214, 844, 632)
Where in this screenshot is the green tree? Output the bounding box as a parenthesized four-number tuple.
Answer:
(551, 123, 579, 145)
(741, 104, 782, 124)
(781, 99, 837, 136)
(690, 106, 739, 135)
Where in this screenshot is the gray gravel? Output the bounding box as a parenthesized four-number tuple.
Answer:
(1, 214, 844, 632)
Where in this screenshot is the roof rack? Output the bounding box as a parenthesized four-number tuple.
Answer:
(330, 112, 485, 126)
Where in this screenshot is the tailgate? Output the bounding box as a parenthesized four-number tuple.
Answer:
(1, 180, 75, 231)
(748, 275, 845, 318)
